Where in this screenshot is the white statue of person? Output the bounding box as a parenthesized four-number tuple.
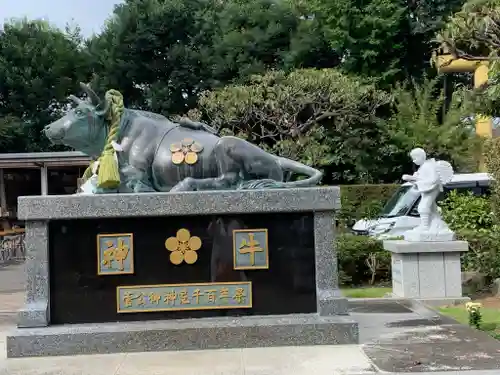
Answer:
(401, 148, 455, 242)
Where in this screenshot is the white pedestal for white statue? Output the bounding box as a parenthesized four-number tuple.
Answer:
(383, 240, 469, 306)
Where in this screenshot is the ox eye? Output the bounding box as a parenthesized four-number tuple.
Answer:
(75, 109, 83, 116)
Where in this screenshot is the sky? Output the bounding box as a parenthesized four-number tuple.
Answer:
(0, 0, 122, 37)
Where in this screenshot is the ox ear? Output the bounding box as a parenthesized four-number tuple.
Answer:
(95, 99, 111, 118)
(79, 82, 101, 106)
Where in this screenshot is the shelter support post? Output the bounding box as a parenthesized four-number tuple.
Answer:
(0, 169, 6, 216)
(40, 165, 48, 196)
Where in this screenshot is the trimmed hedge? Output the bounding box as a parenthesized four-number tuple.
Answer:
(338, 184, 399, 228)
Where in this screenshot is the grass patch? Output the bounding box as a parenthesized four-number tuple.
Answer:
(438, 305, 500, 336)
(341, 287, 392, 298)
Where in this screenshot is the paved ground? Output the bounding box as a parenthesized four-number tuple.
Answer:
(1, 263, 500, 374)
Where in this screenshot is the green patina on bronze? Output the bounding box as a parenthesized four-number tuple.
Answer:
(43, 82, 323, 193)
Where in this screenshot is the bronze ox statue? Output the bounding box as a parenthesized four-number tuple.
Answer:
(43, 83, 323, 193)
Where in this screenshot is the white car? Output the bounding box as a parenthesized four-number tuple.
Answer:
(351, 173, 492, 238)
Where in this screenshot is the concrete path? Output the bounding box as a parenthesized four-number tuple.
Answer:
(1, 263, 500, 374)
(0, 340, 377, 375)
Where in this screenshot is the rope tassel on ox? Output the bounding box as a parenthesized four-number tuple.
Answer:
(88, 89, 124, 190)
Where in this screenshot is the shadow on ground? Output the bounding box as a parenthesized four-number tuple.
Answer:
(349, 299, 500, 372)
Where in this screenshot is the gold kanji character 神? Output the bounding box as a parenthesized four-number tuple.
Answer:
(205, 289, 217, 304)
(192, 289, 204, 304)
(232, 288, 246, 304)
(164, 290, 177, 305)
(149, 292, 161, 305)
(179, 289, 190, 304)
(239, 233, 263, 266)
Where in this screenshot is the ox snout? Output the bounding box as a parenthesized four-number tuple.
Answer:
(43, 120, 66, 144)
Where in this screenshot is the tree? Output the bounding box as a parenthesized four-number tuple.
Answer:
(436, 0, 500, 116)
(86, 0, 210, 113)
(197, 69, 480, 184)
(0, 116, 25, 153)
(193, 0, 339, 84)
(385, 77, 482, 175)
(0, 19, 89, 151)
(303, 0, 466, 87)
(86, 0, 338, 115)
(198, 68, 395, 184)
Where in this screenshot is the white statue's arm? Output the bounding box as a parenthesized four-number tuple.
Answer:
(402, 174, 416, 182)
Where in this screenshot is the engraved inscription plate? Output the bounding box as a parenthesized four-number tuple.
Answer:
(117, 282, 252, 313)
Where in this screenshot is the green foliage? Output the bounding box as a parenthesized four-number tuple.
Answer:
(441, 190, 494, 232)
(440, 189, 500, 279)
(437, 0, 498, 58)
(86, 0, 212, 112)
(199, 69, 480, 184)
(336, 234, 390, 286)
(0, 116, 25, 152)
(87, 0, 337, 115)
(437, 0, 500, 117)
(485, 137, 500, 219)
(386, 77, 482, 173)
(0, 18, 89, 151)
(199, 68, 396, 184)
(467, 304, 483, 329)
(339, 184, 399, 227)
(458, 230, 500, 280)
(304, 0, 466, 86)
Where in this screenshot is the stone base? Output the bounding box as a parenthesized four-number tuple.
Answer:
(404, 230, 455, 242)
(383, 240, 469, 254)
(383, 240, 468, 300)
(6, 313, 359, 358)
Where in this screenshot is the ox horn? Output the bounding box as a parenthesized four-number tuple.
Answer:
(68, 95, 84, 105)
(79, 82, 101, 106)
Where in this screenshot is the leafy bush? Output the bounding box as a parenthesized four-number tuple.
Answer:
(336, 234, 390, 286)
(441, 190, 494, 233)
(457, 230, 500, 281)
(338, 184, 398, 229)
(198, 68, 397, 184)
(485, 137, 500, 219)
(441, 189, 500, 280)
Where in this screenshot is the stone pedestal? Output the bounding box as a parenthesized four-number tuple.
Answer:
(7, 187, 357, 358)
(383, 240, 469, 306)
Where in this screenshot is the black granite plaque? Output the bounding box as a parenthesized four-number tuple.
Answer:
(49, 213, 316, 324)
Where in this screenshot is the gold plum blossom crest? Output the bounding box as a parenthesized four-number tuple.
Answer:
(165, 229, 202, 265)
(170, 138, 203, 165)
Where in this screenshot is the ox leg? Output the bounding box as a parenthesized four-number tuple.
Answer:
(121, 166, 155, 192)
(121, 138, 157, 192)
(170, 173, 239, 192)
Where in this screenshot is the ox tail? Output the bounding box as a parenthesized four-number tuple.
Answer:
(277, 157, 323, 187)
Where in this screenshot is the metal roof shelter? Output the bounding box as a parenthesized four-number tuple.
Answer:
(0, 151, 91, 169)
(0, 152, 91, 217)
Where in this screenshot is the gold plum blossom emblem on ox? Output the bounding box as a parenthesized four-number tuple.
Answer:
(170, 138, 203, 165)
(165, 229, 202, 265)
